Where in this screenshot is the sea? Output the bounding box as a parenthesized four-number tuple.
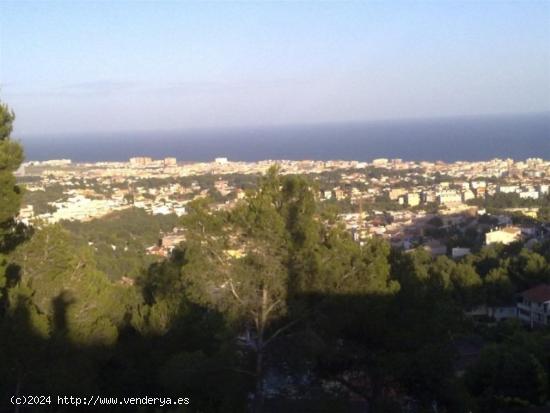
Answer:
(20, 113, 550, 163)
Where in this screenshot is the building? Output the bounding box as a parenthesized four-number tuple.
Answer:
(517, 284, 550, 327)
(466, 305, 517, 322)
(405, 192, 421, 207)
(422, 191, 437, 203)
(372, 158, 389, 167)
(18, 205, 34, 224)
(236, 189, 246, 200)
(498, 185, 519, 194)
(321, 190, 333, 200)
(14, 164, 26, 177)
(215, 157, 228, 164)
(423, 240, 447, 256)
(389, 188, 407, 200)
(474, 187, 486, 198)
(164, 157, 177, 167)
(485, 226, 521, 245)
(161, 233, 186, 251)
(129, 157, 153, 167)
(333, 188, 346, 201)
(437, 190, 462, 206)
(452, 247, 471, 259)
(152, 205, 171, 215)
(462, 190, 475, 202)
(40, 159, 72, 166)
(519, 191, 539, 200)
(470, 181, 486, 190)
(46, 195, 129, 222)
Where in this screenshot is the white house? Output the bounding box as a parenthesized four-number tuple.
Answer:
(485, 226, 521, 245)
(466, 305, 517, 322)
(517, 284, 550, 328)
(452, 247, 471, 259)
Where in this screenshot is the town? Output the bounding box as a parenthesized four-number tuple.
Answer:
(10, 153, 550, 410)
(3, 1, 550, 411)
(17, 156, 550, 247)
(16, 156, 550, 327)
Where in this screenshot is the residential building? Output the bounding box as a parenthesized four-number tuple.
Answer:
(437, 190, 462, 206)
(405, 192, 421, 207)
(485, 226, 521, 245)
(462, 190, 475, 202)
(322, 190, 333, 200)
(389, 188, 407, 200)
(333, 188, 346, 201)
(498, 185, 519, 194)
(129, 157, 153, 166)
(164, 157, 177, 167)
(372, 158, 389, 167)
(452, 247, 471, 259)
(519, 191, 539, 200)
(517, 284, 550, 327)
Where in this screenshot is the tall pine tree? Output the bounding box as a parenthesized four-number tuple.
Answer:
(0, 101, 24, 251)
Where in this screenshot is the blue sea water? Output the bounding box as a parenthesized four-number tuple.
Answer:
(20, 113, 550, 163)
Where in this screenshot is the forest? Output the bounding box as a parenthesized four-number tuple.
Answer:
(3, 103, 550, 413)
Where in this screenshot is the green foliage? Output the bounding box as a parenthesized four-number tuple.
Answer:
(0, 101, 24, 247)
(6, 225, 126, 344)
(506, 249, 550, 290)
(538, 206, 550, 223)
(3, 152, 550, 412)
(466, 339, 549, 411)
(484, 267, 515, 306)
(62, 208, 179, 280)
(22, 184, 66, 214)
(469, 192, 550, 210)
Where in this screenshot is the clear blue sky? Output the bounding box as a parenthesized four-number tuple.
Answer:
(1, 1, 549, 135)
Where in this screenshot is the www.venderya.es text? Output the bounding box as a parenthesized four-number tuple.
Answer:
(10, 395, 190, 408)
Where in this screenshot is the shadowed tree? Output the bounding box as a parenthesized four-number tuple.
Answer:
(0, 101, 24, 251)
(179, 169, 320, 412)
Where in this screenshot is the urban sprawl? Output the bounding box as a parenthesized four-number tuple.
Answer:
(18, 156, 549, 249)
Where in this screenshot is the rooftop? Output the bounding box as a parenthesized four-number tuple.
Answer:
(521, 284, 550, 303)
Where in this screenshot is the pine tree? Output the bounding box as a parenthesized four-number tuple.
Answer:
(0, 101, 24, 250)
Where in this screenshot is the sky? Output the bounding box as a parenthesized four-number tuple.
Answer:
(0, 1, 549, 136)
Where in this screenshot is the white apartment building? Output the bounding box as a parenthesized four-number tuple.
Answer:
(437, 190, 462, 206)
(47, 196, 129, 222)
(129, 157, 153, 166)
(18, 205, 34, 225)
(498, 185, 519, 194)
(322, 190, 333, 200)
(485, 226, 521, 245)
(389, 188, 407, 200)
(519, 191, 539, 200)
(517, 285, 550, 328)
(405, 193, 421, 207)
(164, 157, 177, 167)
(462, 190, 475, 202)
(466, 305, 517, 322)
(372, 158, 389, 167)
(470, 181, 486, 190)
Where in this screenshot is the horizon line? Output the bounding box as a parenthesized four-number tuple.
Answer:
(19, 110, 550, 140)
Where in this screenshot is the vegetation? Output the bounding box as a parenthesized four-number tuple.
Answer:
(3, 101, 550, 412)
(22, 184, 67, 214)
(62, 208, 179, 280)
(469, 192, 550, 210)
(0, 102, 24, 250)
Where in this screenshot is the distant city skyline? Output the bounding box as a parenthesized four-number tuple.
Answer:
(18, 113, 550, 163)
(1, 1, 549, 136)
